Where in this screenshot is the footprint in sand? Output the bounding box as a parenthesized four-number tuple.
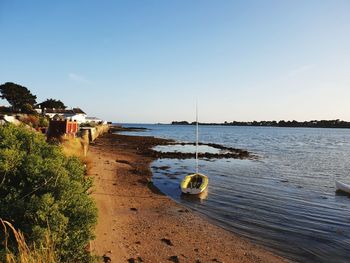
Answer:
(161, 238, 173, 246)
(168, 255, 179, 263)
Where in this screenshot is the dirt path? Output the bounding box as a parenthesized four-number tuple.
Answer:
(89, 133, 289, 263)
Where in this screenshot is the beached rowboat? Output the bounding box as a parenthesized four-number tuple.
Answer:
(335, 180, 350, 194)
(181, 173, 209, 194)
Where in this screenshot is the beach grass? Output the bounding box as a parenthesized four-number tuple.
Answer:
(1, 219, 57, 263)
(60, 136, 87, 158)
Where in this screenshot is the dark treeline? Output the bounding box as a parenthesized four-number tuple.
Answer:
(171, 119, 350, 129)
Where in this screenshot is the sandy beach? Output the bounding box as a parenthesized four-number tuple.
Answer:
(89, 132, 289, 263)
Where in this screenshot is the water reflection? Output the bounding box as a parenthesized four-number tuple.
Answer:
(181, 188, 209, 202)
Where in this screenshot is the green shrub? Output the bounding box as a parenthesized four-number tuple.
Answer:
(0, 124, 97, 262)
(38, 116, 49, 128)
(80, 122, 97, 128)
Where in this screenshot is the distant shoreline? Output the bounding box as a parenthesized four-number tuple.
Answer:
(171, 119, 350, 129)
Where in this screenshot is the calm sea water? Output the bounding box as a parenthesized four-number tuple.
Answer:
(120, 124, 350, 263)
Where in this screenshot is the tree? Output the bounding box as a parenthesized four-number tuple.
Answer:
(0, 124, 97, 262)
(0, 82, 37, 112)
(38, 98, 66, 109)
(21, 103, 36, 114)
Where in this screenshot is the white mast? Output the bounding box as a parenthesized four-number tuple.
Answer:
(196, 101, 199, 174)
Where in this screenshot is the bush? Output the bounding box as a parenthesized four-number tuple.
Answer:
(21, 103, 36, 114)
(80, 122, 97, 128)
(38, 116, 49, 128)
(0, 124, 97, 262)
(18, 115, 39, 128)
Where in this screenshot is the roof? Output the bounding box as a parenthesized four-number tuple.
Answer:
(72, 108, 86, 114)
(45, 108, 72, 114)
(44, 108, 86, 115)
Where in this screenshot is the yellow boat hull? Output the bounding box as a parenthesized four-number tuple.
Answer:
(181, 173, 209, 194)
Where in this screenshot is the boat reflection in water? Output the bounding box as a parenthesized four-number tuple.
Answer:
(181, 188, 208, 203)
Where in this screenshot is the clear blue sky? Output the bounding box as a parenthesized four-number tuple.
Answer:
(0, 0, 349, 123)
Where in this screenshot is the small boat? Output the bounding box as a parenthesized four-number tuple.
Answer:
(335, 180, 350, 194)
(181, 102, 209, 195)
(181, 173, 209, 194)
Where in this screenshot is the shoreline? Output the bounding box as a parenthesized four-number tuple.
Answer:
(88, 132, 289, 262)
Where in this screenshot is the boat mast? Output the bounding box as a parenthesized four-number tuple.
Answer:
(196, 102, 199, 174)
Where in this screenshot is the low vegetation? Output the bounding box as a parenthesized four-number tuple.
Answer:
(18, 115, 49, 129)
(60, 135, 88, 159)
(0, 219, 57, 263)
(0, 124, 97, 262)
(80, 122, 98, 128)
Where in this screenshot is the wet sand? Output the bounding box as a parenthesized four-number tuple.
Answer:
(89, 133, 289, 263)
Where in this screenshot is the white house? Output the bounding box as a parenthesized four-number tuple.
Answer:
(43, 108, 87, 124)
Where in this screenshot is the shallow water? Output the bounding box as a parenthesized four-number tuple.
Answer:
(120, 124, 350, 263)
